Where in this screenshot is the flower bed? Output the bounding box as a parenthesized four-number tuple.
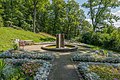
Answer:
(77, 62, 120, 80)
(0, 51, 54, 60)
(72, 51, 120, 63)
(4, 59, 52, 80)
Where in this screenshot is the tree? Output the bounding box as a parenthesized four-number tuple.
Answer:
(82, 0, 120, 31)
(36, 0, 50, 33)
(28, 0, 49, 33)
(0, 0, 30, 28)
(0, 0, 86, 40)
(66, 0, 85, 39)
(0, 16, 3, 27)
(0, 1, 3, 27)
(51, 0, 66, 34)
(32, 0, 38, 33)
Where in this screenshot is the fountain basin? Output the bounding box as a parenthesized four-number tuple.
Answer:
(41, 44, 78, 52)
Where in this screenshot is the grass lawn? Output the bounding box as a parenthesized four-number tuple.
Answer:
(0, 27, 55, 51)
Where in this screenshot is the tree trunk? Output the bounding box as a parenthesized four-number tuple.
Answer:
(33, 1, 37, 33)
(89, 0, 95, 32)
(93, 25, 96, 32)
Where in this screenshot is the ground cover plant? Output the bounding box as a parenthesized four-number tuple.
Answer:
(0, 50, 54, 60)
(0, 59, 25, 80)
(72, 50, 120, 63)
(0, 58, 52, 80)
(77, 62, 120, 80)
(0, 49, 53, 80)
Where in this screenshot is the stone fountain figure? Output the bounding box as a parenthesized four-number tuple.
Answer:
(41, 33, 77, 52)
(56, 34, 64, 48)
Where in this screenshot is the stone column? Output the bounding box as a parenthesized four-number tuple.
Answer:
(56, 34, 64, 48)
(61, 34, 64, 48)
(56, 34, 59, 48)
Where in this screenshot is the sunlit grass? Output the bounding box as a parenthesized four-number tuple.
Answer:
(0, 27, 55, 51)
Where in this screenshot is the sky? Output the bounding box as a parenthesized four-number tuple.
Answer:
(65, 0, 120, 27)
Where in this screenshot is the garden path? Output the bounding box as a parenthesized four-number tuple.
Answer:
(48, 52, 80, 80)
(23, 43, 89, 80)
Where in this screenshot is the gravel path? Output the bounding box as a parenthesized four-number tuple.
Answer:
(48, 52, 79, 80)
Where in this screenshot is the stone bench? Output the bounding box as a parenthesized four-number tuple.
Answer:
(19, 40, 34, 46)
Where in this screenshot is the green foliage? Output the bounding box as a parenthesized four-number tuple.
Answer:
(111, 29, 120, 50)
(0, 27, 55, 51)
(0, 16, 3, 27)
(3, 65, 20, 80)
(0, 59, 6, 79)
(50, 0, 66, 34)
(77, 63, 100, 80)
(0, 0, 120, 52)
(78, 63, 120, 80)
(81, 32, 93, 44)
(13, 43, 19, 50)
(0, 0, 85, 39)
(0, 51, 54, 60)
(4, 59, 52, 80)
(82, 0, 120, 31)
(65, 0, 85, 39)
(72, 51, 120, 63)
(0, 59, 22, 80)
(90, 65, 120, 80)
(75, 27, 120, 51)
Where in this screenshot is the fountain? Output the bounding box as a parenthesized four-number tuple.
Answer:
(41, 34, 78, 52)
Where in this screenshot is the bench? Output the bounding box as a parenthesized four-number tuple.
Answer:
(19, 40, 34, 46)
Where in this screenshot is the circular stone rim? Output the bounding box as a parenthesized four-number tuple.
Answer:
(41, 44, 78, 52)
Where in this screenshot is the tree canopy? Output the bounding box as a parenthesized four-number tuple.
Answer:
(82, 0, 120, 31)
(0, 0, 86, 39)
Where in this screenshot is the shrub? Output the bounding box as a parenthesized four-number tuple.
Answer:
(89, 64, 120, 80)
(81, 32, 92, 44)
(0, 59, 6, 79)
(0, 16, 3, 27)
(110, 30, 120, 51)
(13, 43, 19, 50)
(5, 59, 52, 80)
(85, 72, 100, 80)
(0, 51, 54, 60)
(0, 59, 23, 80)
(72, 51, 120, 63)
(77, 62, 100, 80)
(77, 28, 120, 51)
(34, 62, 52, 80)
(91, 33, 102, 46)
